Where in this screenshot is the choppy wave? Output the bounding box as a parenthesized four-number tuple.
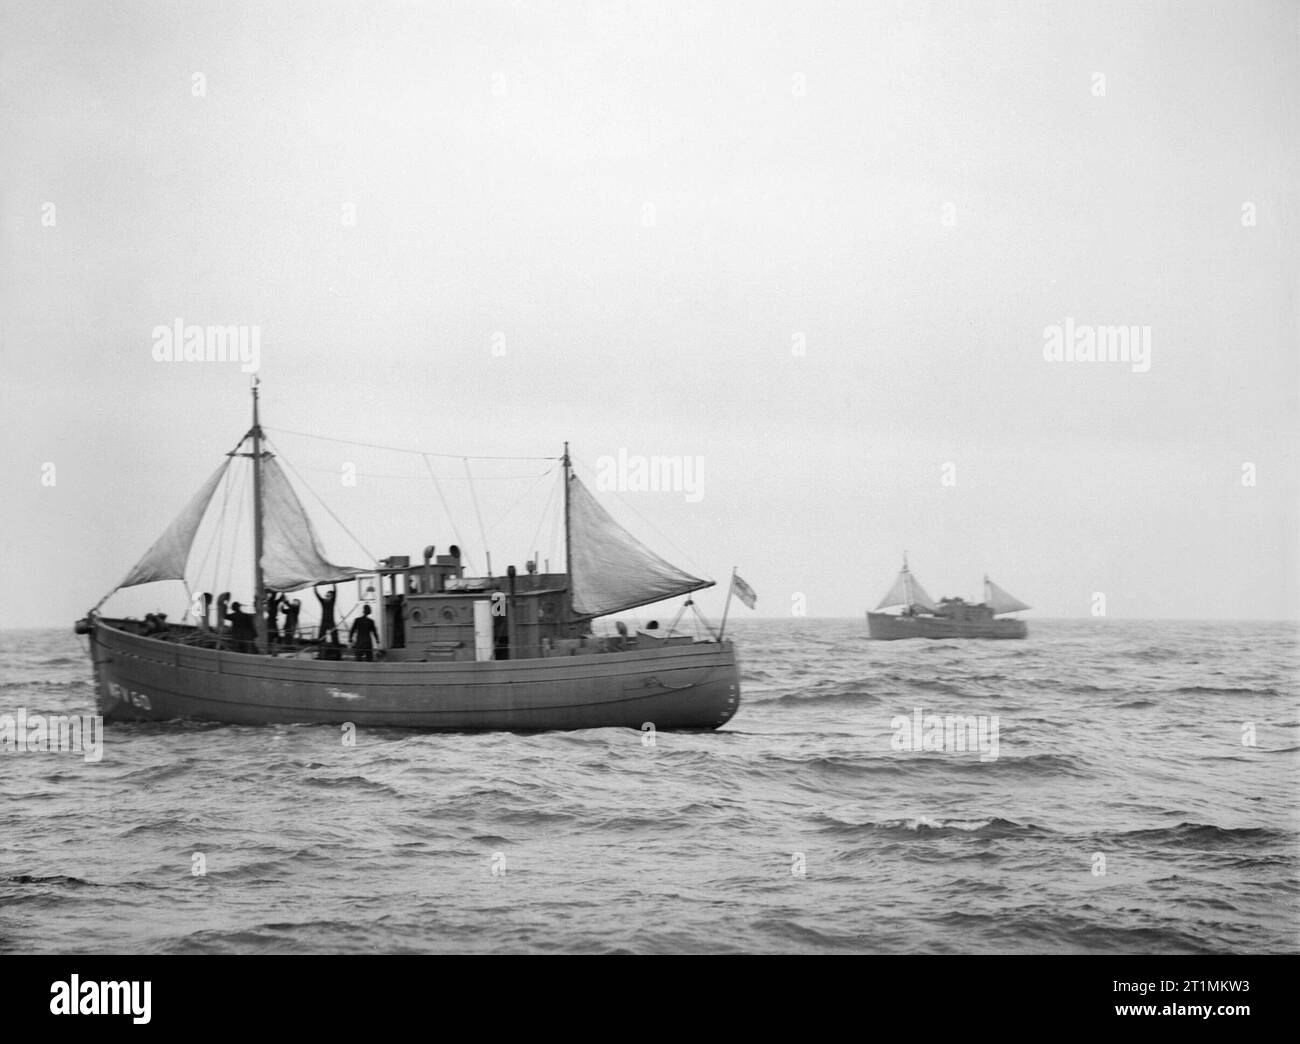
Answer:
(1170, 685, 1282, 698)
(0, 680, 88, 693)
(815, 814, 1048, 838)
(1109, 822, 1295, 845)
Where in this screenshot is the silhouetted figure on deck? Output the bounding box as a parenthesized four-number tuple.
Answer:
(265, 592, 283, 645)
(283, 598, 301, 644)
(315, 583, 338, 640)
(226, 602, 257, 654)
(350, 605, 378, 662)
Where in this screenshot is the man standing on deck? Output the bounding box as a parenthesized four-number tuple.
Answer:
(349, 605, 379, 662)
(314, 583, 337, 641)
(265, 592, 283, 647)
(283, 598, 301, 644)
(226, 602, 257, 654)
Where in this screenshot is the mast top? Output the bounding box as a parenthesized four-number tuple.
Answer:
(250, 375, 264, 439)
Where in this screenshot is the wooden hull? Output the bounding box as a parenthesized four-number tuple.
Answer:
(866, 612, 1027, 640)
(83, 618, 740, 731)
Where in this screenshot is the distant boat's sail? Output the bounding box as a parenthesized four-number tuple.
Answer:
(117, 460, 232, 589)
(260, 457, 365, 591)
(985, 578, 1030, 614)
(567, 474, 713, 617)
(875, 564, 939, 612)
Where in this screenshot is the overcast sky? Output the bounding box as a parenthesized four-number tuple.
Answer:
(1, 0, 1296, 629)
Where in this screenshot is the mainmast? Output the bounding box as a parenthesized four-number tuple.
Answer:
(250, 378, 266, 650)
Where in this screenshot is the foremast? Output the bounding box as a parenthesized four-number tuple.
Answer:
(229, 376, 269, 649)
(252, 380, 266, 648)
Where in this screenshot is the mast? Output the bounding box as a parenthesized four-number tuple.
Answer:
(250, 377, 266, 650)
(562, 441, 571, 621)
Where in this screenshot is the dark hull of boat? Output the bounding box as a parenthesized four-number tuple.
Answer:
(866, 612, 1028, 640)
(83, 618, 740, 730)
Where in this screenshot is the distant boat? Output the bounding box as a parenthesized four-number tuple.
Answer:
(866, 556, 1029, 640)
(74, 381, 741, 731)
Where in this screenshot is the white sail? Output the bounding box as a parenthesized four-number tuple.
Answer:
(875, 565, 939, 612)
(117, 460, 232, 589)
(260, 457, 366, 591)
(985, 578, 1030, 614)
(568, 474, 712, 617)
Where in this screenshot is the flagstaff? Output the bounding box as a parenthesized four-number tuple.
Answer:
(718, 566, 737, 641)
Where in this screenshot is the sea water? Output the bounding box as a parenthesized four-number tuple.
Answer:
(0, 619, 1295, 954)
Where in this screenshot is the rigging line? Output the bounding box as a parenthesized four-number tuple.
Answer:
(266, 426, 561, 463)
(464, 458, 491, 571)
(267, 438, 377, 564)
(550, 480, 563, 571)
(289, 461, 552, 482)
(527, 468, 561, 565)
(571, 458, 713, 582)
(226, 459, 249, 599)
(551, 470, 566, 572)
(226, 430, 251, 457)
(422, 454, 474, 573)
(209, 460, 238, 601)
(554, 466, 566, 567)
(192, 463, 233, 594)
(484, 465, 555, 541)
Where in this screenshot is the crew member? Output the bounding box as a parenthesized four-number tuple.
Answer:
(349, 605, 379, 662)
(265, 592, 283, 645)
(314, 583, 337, 641)
(283, 598, 301, 643)
(226, 601, 257, 654)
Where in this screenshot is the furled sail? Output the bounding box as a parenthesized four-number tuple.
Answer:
(567, 475, 713, 617)
(985, 578, 1030, 614)
(875, 565, 939, 612)
(117, 460, 232, 589)
(260, 457, 365, 591)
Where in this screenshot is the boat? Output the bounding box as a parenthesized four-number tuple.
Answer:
(74, 382, 741, 731)
(865, 556, 1029, 640)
